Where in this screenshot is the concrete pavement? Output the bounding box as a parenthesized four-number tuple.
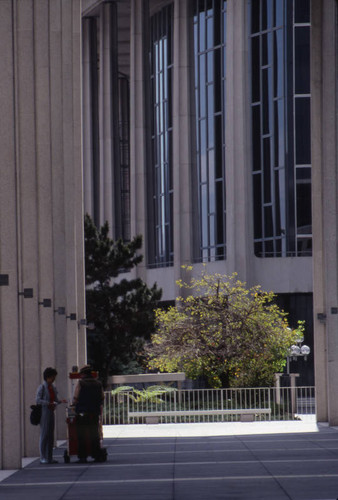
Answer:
(1, 421, 338, 499)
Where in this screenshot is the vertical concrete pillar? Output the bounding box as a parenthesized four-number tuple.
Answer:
(50, 0, 69, 429)
(73, 0, 87, 378)
(172, 0, 194, 295)
(0, 1, 23, 469)
(312, 0, 338, 424)
(98, 2, 117, 231)
(55, 0, 86, 437)
(225, 0, 252, 281)
(14, 0, 40, 459)
(130, 0, 148, 280)
(311, 0, 327, 423)
(35, 0, 55, 402)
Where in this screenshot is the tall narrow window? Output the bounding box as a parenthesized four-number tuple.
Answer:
(250, 0, 311, 257)
(83, 16, 100, 227)
(193, 0, 227, 262)
(119, 75, 131, 242)
(148, 5, 173, 267)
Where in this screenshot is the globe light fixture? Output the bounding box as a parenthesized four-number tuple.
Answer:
(288, 339, 310, 363)
(289, 345, 301, 356)
(300, 345, 310, 358)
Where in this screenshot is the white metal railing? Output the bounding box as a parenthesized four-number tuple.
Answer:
(102, 386, 315, 425)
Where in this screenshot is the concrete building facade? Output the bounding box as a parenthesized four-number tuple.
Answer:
(81, 0, 337, 419)
(81, 1, 314, 369)
(0, 1, 86, 469)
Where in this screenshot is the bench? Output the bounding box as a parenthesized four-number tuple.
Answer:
(128, 408, 271, 424)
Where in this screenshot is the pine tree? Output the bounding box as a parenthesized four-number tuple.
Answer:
(84, 214, 162, 386)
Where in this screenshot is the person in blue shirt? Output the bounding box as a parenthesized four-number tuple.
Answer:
(36, 367, 66, 464)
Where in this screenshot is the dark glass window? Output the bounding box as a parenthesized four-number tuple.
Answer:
(250, 0, 311, 257)
(261, 0, 267, 30)
(148, 5, 174, 267)
(295, 27, 310, 94)
(263, 138, 271, 203)
(295, 98, 311, 164)
(251, 37, 260, 102)
(253, 174, 262, 239)
(264, 206, 273, 238)
(252, 105, 261, 171)
(273, 29, 283, 98)
(251, 0, 260, 33)
(274, 170, 282, 234)
(294, 0, 310, 23)
(193, 0, 227, 262)
(296, 171, 312, 230)
(86, 17, 100, 227)
(119, 76, 131, 242)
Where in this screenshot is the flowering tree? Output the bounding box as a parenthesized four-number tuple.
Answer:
(146, 268, 304, 388)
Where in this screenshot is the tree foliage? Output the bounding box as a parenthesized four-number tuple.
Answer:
(111, 385, 177, 404)
(146, 268, 304, 388)
(84, 214, 162, 386)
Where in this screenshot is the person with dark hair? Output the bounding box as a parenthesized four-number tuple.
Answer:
(72, 365, 104, 463)
(36, 367, 66, 464)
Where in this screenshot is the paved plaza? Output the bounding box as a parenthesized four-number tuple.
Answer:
(0, 421, 338, 499)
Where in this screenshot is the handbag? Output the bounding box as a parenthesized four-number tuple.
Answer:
(30, 384, 45, 425)
(30, 404, 42, 425)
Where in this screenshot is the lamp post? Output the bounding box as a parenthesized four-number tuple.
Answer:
(286, 335, 310, 417)
(287, 335, 310, 374)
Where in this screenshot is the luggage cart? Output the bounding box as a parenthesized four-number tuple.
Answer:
(63, 370, 107, 463)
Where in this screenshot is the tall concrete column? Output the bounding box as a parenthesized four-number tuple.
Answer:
(73, 0, 87, 381)
(35, 0, 55, 400)
(130, 0, 148, 280)
(311, 0, 327, 423)
(312, 0, 338, 424)
(172, 0, 194, 295)
(50, 0, 70, 430)
(0, 1, 23, 469)
(55, 0, 86, 438)
(14, 0, 41, 459)
(225, 0, 252, 282)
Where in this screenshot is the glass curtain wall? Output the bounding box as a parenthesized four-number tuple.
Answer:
(250, 0, 311, 257)
(149, 5, 174, 267)
(193, 0, 227, 262)
(82, 11, 131, 240)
